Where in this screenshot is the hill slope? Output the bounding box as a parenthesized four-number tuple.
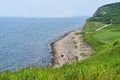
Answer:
(88, 2, 120, 24)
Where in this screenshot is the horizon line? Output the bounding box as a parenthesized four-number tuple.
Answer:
(0, 15, 91, 19)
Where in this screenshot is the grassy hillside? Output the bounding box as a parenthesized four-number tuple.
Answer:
(88, 2, 120, 24)
(1, 2, 120, 80)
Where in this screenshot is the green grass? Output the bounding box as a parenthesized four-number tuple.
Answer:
(88, 2, 120, 24)
(1, 21, 120, 80)
(83, 21, 104, 32)
(83, 22, 120, 51)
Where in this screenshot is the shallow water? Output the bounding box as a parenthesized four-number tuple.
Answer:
(0, 17, 88, 71)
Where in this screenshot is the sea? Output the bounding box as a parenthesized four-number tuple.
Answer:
(0, 17, 88, 72)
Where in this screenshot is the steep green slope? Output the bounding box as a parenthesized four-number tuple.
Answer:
(88, 2, 120, 24)
(1, 2, 120, 80)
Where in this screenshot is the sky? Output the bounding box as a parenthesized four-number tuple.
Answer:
(0, 0, 120, 18)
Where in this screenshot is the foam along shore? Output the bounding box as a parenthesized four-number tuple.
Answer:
(51, 29, 94, 68)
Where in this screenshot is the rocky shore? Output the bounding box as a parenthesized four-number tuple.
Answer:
(51, 29, 94, 68)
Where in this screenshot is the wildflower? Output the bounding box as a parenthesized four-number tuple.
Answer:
(61, 54, 64, 57)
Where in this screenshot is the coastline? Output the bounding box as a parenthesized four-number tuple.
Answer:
(51, 28, 94, 68)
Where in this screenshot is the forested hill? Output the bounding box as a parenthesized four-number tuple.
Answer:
(88, 2, 120, 24)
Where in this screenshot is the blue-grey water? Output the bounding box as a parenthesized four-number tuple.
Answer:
(0, 17, 88, 72)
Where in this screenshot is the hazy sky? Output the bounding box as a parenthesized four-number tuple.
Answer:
(0, 0, 120, 17)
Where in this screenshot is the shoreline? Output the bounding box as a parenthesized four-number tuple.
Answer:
(50, 30, 77, 64)
(50, 28, 94, 68)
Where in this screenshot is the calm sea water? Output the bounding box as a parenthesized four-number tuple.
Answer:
(0, 17, 88, 71)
